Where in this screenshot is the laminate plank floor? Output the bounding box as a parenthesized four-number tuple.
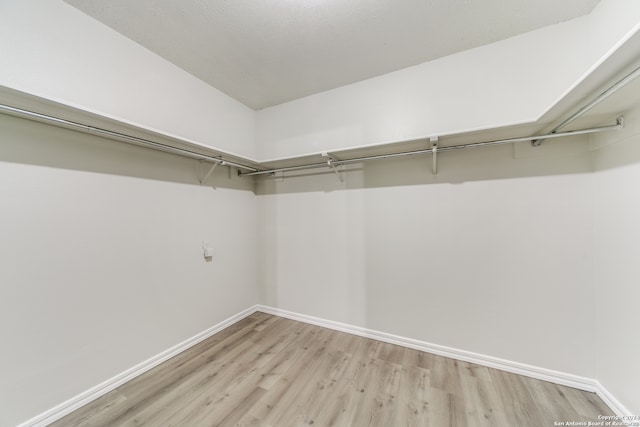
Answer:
(51, 313, 614, 426)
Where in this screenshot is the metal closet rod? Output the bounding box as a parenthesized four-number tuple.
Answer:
(238, 118, 624, 177)
(0, 105, 626, 178)
(241, 63, 640, 177)
(3, 62, 638, 177)
(0, 104, 260, 172)
(532, 64, 640, 146)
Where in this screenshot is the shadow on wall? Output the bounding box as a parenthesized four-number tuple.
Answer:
(0, 113, 256, 192)
(256, 134, 596, 195)
(594, 137, 640, 170)
(6, 107, 639, 197)
(592, 105, 640, 171)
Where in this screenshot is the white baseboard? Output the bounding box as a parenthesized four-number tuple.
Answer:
(257, 305, 637, 420)
(18, 305, 260, 427)
(595, 381, 633, 419)
(255, 305, 599, 393)
(20, 304, 631, 426)
(258, 306, 639, 419)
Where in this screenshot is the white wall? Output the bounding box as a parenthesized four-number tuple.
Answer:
(255, 0, 640, 161)
(592, 105, 640, 415)
(2, 0, 639, 163)
(0, 0, 256, 159)
(2, 0, 639, 423)
(257, 139, 596, 378)
(0, 114, 259, 427)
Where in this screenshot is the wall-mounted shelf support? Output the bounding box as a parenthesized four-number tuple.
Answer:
(199, 160, 219, 184)
(0, 104, 260, 174)
(430, 137, 438, 175)
(322, 153, 344, 182)
(240, 118, 623, 178)
(531, 64, 640, 146)
(1, 60, 634, 184)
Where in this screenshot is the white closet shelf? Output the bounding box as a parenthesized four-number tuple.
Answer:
(0, 85, 263, 173)
(2, 51, 640, 180)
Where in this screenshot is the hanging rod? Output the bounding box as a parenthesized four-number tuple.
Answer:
(238, 118, 624, 177)
(3, 60, 636, 178)
(0, 104, 259, 172)
(532, 64, 640, 146)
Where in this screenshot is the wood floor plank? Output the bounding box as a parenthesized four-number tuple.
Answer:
(247, 326, 336, 422)
(266, 330, 351, 426)
(51, 313, 615, 426)
(116, 339, 259, 426)
(292, 349, 353, 426)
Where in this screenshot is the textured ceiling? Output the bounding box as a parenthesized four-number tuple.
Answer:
(65, 0, 599, 110)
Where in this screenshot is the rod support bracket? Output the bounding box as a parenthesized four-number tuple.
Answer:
(430, 137, 439, 175)
(617, 116, 625, 129)
(199, 159, 219, 184)
(322, 152, 343, 182)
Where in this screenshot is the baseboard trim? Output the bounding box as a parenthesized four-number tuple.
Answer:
(18, 305, 260, 427)
(595, 381, 632, 418)
(256, 305, 599, 393)
(19, 304, 631, 426)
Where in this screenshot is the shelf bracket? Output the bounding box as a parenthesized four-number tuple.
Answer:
(430, 137, 438, 175)
(199, 160, 219, 184)
(322, 153, 343, 182)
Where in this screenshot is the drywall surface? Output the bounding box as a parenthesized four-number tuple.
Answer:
(255, 0, 640, 160)
(0, 114, 259, 427)
(257, 140, 595, 378)
(0, 0, 256, 159)
(2, 0, 638, 163)
(592, 105, 640, 415)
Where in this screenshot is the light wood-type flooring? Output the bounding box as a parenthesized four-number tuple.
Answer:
(52, 312, 613, 426)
